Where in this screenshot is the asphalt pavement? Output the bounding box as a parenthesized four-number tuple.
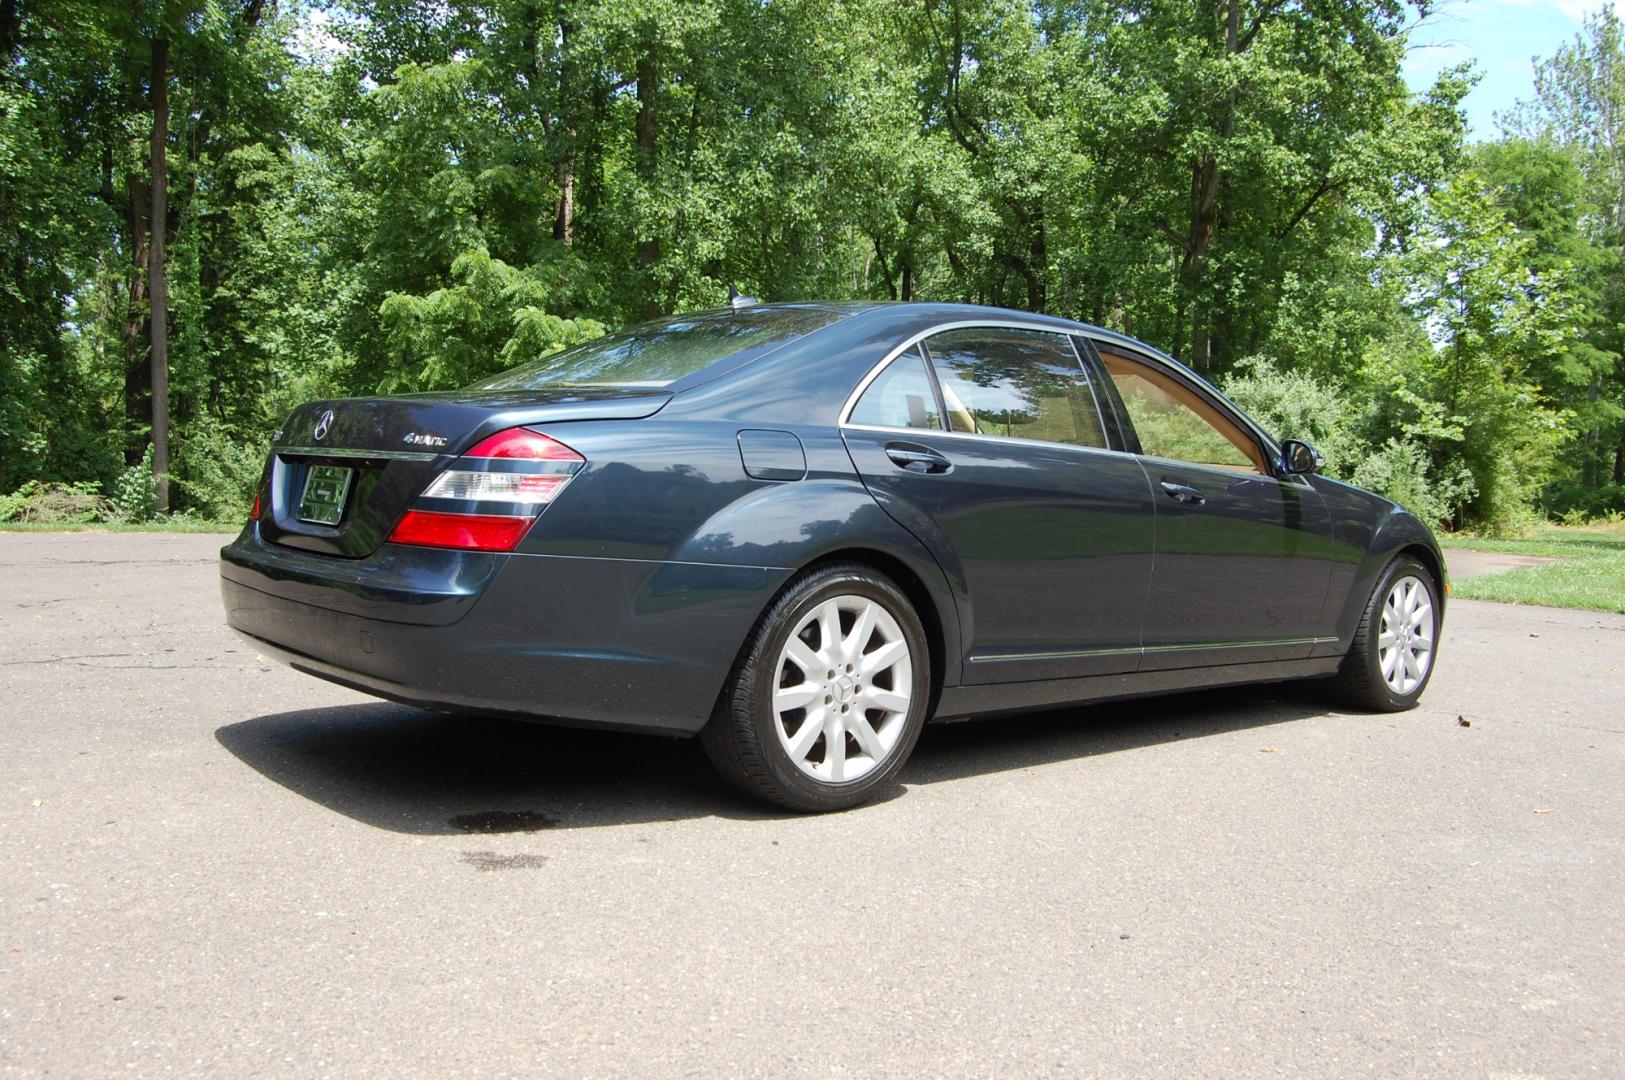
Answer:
(2, 532, 1622, 1077)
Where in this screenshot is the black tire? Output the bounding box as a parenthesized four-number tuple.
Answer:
(1330, 554, 1441, 712)
(700, 562, 931, 812)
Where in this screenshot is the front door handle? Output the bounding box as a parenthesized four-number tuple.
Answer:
(886, 443, 952, 474)
(1160, 480, 1206, 505)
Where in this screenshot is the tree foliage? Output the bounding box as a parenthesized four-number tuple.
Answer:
(2, 0, 1622, 530)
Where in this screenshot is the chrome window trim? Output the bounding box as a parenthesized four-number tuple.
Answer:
(1131, 450, 1313, 491)
(840, 422, 1128, 462)
(839, 318, 1293, 474)
(1083, 335, 1285, 471)
(839, 319, 1116, 453)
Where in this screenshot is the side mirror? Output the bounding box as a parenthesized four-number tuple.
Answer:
(1280, 439, 1324, 475)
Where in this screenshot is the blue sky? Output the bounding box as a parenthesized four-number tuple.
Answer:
(1401, 0, 1615, 138)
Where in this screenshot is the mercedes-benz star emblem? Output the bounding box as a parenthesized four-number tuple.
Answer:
(313, 409, 334, 441)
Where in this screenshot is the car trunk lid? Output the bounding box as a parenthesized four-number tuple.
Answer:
(261, 388, 669, 558)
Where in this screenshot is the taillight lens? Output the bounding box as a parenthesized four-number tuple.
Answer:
(249, 490, 262, 521)
(387, 427, 584, 552)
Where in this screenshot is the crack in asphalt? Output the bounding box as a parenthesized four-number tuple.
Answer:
(0, 651, 234, 670)
(1, 652, 138, 665)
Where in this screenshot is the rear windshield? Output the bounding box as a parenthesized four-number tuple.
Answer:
(469, 306, 843, 390)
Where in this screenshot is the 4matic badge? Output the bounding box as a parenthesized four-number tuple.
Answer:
(402, 431, 448, 448)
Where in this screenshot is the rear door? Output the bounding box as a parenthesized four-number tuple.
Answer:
(840, 324, 1156, 684)
(1088, 342, 1335, 669)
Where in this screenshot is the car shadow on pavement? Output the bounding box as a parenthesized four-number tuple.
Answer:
(215, 683, 1330, 833)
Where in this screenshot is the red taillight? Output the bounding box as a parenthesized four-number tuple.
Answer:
(387, 510, 535, 552)
(250, 490, 262, 521)
(387, 427, 584, 552)
(463, 428, 582, 461)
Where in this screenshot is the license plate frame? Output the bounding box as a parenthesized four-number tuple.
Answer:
(297, 464, 354, 526)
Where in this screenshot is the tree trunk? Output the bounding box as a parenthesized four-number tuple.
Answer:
(553, 159, 575, 247)
(149, 36, 170, 512)
(1179, 0, 1242, 371)
(0, 0, 19, 61)
(635, 31, 660, 319)
(551, 17, 576, 247)
(121, 177, 151, 467)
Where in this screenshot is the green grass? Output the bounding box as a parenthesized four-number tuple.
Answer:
(0, 519, 239, 534)
(1443, 523, 1625, 614)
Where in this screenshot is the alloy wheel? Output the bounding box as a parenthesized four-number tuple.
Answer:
(1378, 574, 1434, 695)
(771, 594, 913, 783)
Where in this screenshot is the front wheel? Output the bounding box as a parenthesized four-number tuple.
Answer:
(1331, 554, 1441, 711)
(701, 563, 931, 812)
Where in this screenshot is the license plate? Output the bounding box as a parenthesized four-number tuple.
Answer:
(297, 465, 354, 526)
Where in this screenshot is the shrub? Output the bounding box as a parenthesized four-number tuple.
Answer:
(0, 479, 107, 524)
(107, 446, 159, 523)
(172, 419, 266, 523)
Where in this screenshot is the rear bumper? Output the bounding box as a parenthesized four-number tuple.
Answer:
(220, 528, 790, 735)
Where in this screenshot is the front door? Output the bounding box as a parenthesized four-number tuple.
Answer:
(1091, 343, 1335, 670)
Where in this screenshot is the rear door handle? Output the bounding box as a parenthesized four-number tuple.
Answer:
(886, 443, 952, 474)
(1159, 480, 1205, 505)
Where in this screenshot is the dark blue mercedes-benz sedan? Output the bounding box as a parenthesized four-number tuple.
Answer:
(220, 301, 1445, 811)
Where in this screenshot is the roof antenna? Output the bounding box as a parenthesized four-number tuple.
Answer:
(727, 282, 758, 310)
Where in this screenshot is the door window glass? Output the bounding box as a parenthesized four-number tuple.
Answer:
(847, 347, 942, 431)
(923, 328, 1106, 449)
(1097, 348, 1264, 473)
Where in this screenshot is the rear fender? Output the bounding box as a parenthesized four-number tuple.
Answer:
(665, 477, 965, 687)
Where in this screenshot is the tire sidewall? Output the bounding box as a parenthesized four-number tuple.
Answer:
(1361, 556, 1441, 710)
(746, 568, 930, 810)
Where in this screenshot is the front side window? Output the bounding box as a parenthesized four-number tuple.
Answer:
(1096, 347, 1265, 474)
(848, 348, 942, 430)
(923, 327, 1106, 450)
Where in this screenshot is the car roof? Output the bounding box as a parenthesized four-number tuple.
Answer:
(730, 300, 1275, 456)
(735, 300, 1193, 372)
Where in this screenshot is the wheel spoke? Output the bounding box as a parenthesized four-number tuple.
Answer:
(849, 714, 886, 760)
(858, 691, 910, 714)
(841, 603, 876, 664)
(1409, 602, 1432, 629)
(816, 601, 842, 658)
(783, 637, 822, 678)
(774, 682, 822, 712)
(860, 638, 908, 677)
(1411, 634, 1432, 654)
(1381, 647, 1400, 680)
(786, 706, 826, 760)
(1401, 648, 1420, 684)
(1378, 630, 1398, 649)
(824, 714, 846, 782)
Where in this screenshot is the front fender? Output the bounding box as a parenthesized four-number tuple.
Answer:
(1316, 476, 1447, 649)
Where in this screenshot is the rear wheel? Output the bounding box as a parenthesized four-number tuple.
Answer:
(1331, 554, 1440, 711)
(701, 563, 930, 812)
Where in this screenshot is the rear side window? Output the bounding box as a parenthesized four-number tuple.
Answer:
(848, 348, 943, 430)
(923, 327, 1106, 450)
(470, 306, 842, 390)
